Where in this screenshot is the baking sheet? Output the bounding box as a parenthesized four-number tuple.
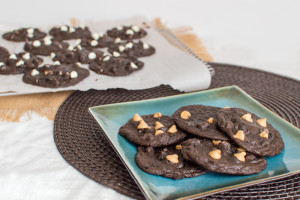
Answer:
(0, 17, 211, 95)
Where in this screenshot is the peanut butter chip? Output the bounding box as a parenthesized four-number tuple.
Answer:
(155, 121, 164, 130)
(132, 113, 142, 122)
(237, 147, 245, 152)
(153, 112, 162, 118)
(223, 106, 230, 109)
(242, 113, 253, 122)
(212, 140, 221, 145)
(209, 150, 221, 160)
(234, 130, 245, 141)
(137, 120, 149, 129)
(168, 125, 177, 133)
(155, 130, 164, 135)
(176, 145, 182, 150)
(166, 154, 179, 163)
(260, 131, 269, 138)
(257, 118, 267, 127)
(207, 117, 215, 124)
(234, 152, 246, 162)
(180, 111, 191, 119)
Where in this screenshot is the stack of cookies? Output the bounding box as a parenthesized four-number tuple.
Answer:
(0, 24, 155, 88)
(119, 105, 285, 179)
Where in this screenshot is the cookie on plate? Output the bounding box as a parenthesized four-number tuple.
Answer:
(108, 40, 155, 58)
(49, 25, 91, 40)
(119, 113, 187, 147)
(181, 138, 267, 175)
(0, 46, 10, 62)
(107, 25, 147, 40)
(23, 63, 89, 88)
(89, 55, 143, 76)
(217, 107, 284, 157)
(172, 105, 229, 141)
(24, 36, 69, 56)
(0, 52, 43, 75)
(2, 27, 47, 42)
(136, 144, 208, 179)
(79, 32, 114, 48)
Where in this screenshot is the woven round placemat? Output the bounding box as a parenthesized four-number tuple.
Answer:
(54, 63, 300, 200)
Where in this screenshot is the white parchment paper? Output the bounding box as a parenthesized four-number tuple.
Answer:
(0, 17, 211, 95)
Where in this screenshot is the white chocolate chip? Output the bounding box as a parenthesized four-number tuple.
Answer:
(76, 62, 82, 67)
(113, 51, 120, 57)
(130, 62, 138, 69)
(0, 62, 4, 67)
(70, 71, 78, 79)
(60, 25, 68, 31)
(166, 154, 179, 163)
(22, 52, 30, 60)
(44, 37, 52, 46)
(67, 45, 74, 51)
(31, 69, 39, 76)
(92, 33, 100, 40)
(168, 125, 177, 133)
(75, 39, 82, 45)
(50, 52, 56, 59)
(234, 130, 245, 141)
(155, 130, 164, 136)
(137, 120, 150, 129)
(143, 42, 149, 49)
(126, 29, 134, 35)
(27, 28, 34, 34)
(180, 111, 191, 119)
(88, 52, 97, 60)
(209, 149, 221, 160)
(153, 112, 162, 118)
(155, 121, 164, 130)
(117, 26, 123, 31)
(207, 117, 215, 124)
(69, 27, 75, 33)
(257, 118, 267, 127)
(90, 40, 98, 47)
(114, 37, 121, 43)
(212, 140, 221, 145)
(242, 113, 253, 122)
(16, 60, 24, 66)
(234, 152, 246, 162)
(76, 45, 82, 50)
(131, 25, 140, 32)
(33, 40, 41, 47)
(132, 113, 142, 121)
(53, 61, 60, 65)
(125, 42, 133, 49)
(102, 56, 110, 61)
(27, 33, 34, 38)
(9, 54, 17, 60)
(119, 45, 125, 52)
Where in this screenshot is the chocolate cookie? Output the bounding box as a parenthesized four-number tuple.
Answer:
(49, 25, 91, 40)
(108, 40, 155, 58)
(172, 105, 229, 141)
(217, 108, 284, 157)
(23, 63, 89, 88)
(24, 36, 69, 56)
(181, 138, 267, 175)
(136, 145, 207, 179)
(119, 113, 187, 147)
(107, 25, 147, 40)
(2, 28, 47, 42)
(0, 52, 43, 75)
(79, 32, 114, 48)
(89, 55, 143, 76)
(0, 46, 10, 62)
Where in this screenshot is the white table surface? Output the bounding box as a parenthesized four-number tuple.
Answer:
(0, 1, 299, 200)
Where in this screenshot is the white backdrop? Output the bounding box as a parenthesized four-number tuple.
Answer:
(1, 0, 300, 80)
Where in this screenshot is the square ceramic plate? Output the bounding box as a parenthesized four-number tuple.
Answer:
(89, 86, 300, 200)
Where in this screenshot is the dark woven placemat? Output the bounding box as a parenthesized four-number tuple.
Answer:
(54, 63, 300, 200)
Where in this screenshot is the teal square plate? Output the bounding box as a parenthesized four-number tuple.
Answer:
(89, 86, 300, 200)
